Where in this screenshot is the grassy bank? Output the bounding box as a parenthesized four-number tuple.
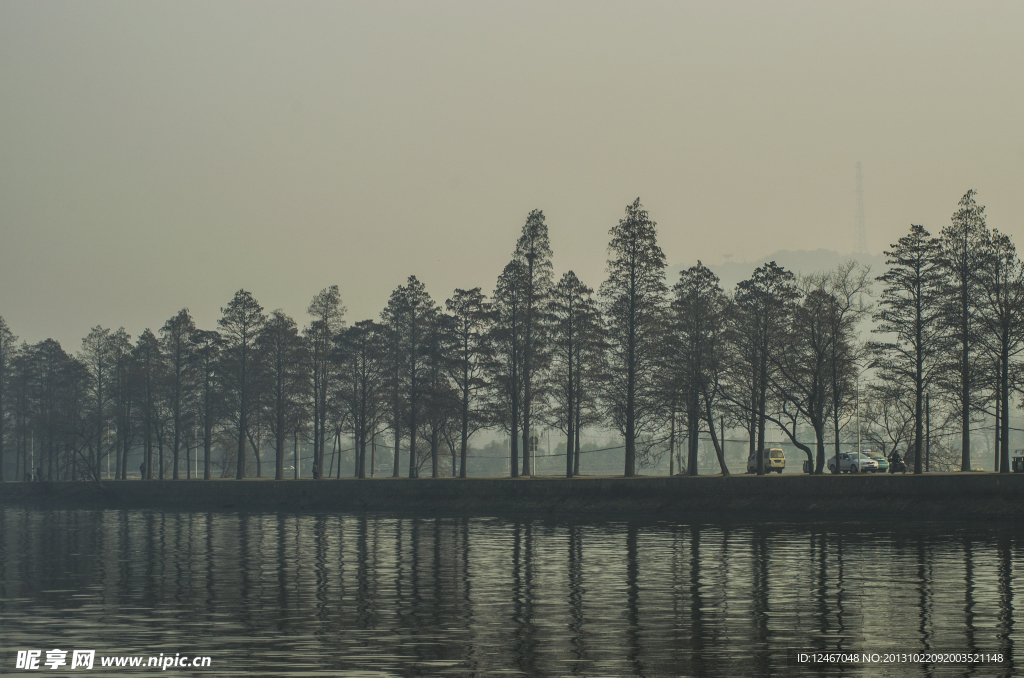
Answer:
(2, 473, 1023, 521)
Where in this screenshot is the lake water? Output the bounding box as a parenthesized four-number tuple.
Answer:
(0, 508, 1019, 677)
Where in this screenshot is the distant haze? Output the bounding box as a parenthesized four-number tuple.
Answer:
(2, 1, 1022, 348)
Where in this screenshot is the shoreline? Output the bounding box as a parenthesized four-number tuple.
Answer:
(2, 474, 1023, 520)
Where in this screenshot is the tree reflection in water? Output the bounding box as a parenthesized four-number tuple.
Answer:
(0, 508, 1021, 677)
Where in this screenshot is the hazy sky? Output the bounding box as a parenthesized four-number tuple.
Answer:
(2, 1, 1022, 349)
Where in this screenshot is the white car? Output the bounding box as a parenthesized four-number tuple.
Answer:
(827, 452, 879, 474)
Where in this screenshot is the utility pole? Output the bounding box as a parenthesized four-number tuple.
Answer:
(855, 162, 867, 254)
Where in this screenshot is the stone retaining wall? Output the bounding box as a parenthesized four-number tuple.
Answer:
(3, 474, 1022, 520)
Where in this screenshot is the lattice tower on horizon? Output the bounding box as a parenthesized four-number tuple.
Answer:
(854, 161, 867, 254)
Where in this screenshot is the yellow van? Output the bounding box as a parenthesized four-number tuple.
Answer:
(746, 448, 786, 474)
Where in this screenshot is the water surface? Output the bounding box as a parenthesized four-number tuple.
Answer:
(0, 508, 1019, 676)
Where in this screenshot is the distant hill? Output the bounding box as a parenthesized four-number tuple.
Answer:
(668, 249, 889, 292)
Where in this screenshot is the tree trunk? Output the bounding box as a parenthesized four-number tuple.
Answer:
(668, 410, 675, 476)
(204, 420, 212, 480)
(522, 350, 532, 478)
(255, 432, 262, 478)
(961, 265, 971, 472)
(756, 353, 767, 476)
(687, 407, 700, 476)
(145, 421, 152, 480)
(995, 380, 1001, 473)
(574, 400, 581, 476)
(123, 430, 130, 480)
(236, 404, 246, 480)
(511, 368, 520, 478)
(431, 424, 439, 478)
(336, 432, 343, 479)
(312, 361, 321, 480)
(276, 421, 285, 481)
(392, 401, 401, 478)
(1000, 344, 1010, 473)
(747, 388, 757, 471)
(706, 410, 729, 476)
(319, 400, 328, 480)
(460, 366, 469, 478)
(358, 431, 366, 479)
(113, 432, 122, 481)
(830, 400, 841, 474)
(913, 342, 924, 474)
(409, 351, 418, 480)
(172, 413, 180, 480)
(625, 319, 636, 477)
(815, 428, 826, 475)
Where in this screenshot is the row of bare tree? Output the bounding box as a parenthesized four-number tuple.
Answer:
(0, 191, 1017, 482)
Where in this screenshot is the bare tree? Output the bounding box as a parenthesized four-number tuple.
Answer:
(764, 280, 824, 472)
(420, 312, 456, 478)
(132, 330, 163, 479)
(490, 260, 528, 477)
(671, 263, 730, 475)
(260, 310, 309, 480)
(380, 299, 406, 478)
(861, 380, 914, 460)
(385, 276, 435, 478)
(0, 317, 17, 481)
(871, 225, 943, 474)
(57, 354, 92, 480)
(218, 290, 266, 480)
(14, 340, 91, 481)
(192, 329, 222, 480)
(10, 345, 31, 480)
(513, 210, 554, 476)
(80, 326, 116, 477)
(600, 198, 668, 476)
(938, 190, 989, 471)
(305, 286, 346, 479)
(444, 288, 492, 478)
(769, 265, 871, 473)
(975, 230, 1024, 473)
(109, 329, 134, 479)
(728, 262, 798, 475)
(160, 310, 197, 479)
(824, 262, 872, 472)
(548, 272, 596, 477)
(337, 320, 386, 479)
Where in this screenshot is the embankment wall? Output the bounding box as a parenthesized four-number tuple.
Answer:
(2, 474, 1023, 520)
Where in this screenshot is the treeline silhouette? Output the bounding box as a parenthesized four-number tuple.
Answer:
(0, 191, 1017, 483)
